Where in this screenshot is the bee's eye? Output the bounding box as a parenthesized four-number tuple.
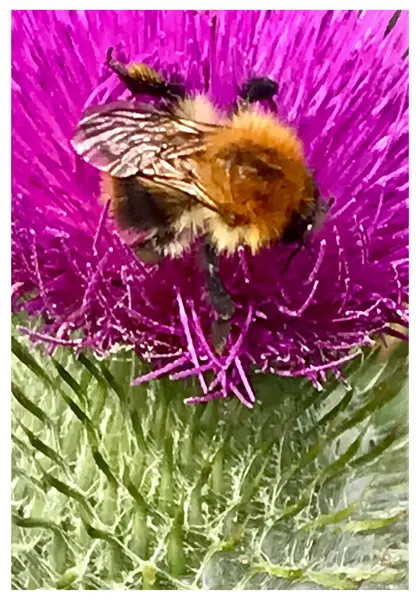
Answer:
(281, 211, 312, 244)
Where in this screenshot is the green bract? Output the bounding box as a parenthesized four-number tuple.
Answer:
(12, 334, 408, 590)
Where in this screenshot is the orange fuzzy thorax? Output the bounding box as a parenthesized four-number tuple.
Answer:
(195, 110, 313, 251)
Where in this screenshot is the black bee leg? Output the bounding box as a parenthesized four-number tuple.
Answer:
(106, 47, 185, 101)
(106, 47, 131, 81)
(235, 76, 279, 114)
(132, 240, 165, 265)
(203, 242, 235, 354)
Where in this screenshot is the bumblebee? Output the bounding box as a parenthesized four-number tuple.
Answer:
(71, 48, 330, 352)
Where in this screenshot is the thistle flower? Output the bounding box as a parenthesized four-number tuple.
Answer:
(12, 10, 409, 406)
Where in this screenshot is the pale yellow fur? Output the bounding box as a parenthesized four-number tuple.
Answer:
(168, 207, 266, 257)
(174, 94, 223, 124)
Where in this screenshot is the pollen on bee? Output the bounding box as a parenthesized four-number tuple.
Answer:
(127, 63, 164, 85)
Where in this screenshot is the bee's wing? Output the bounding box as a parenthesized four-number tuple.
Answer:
(71, 101, 225, 215)
(71, 100, 217, 181)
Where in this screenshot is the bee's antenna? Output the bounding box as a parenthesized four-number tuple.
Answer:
(303, 239, 316, 259)
(281, 237, 317, 275)
(280, 240, 305, 275)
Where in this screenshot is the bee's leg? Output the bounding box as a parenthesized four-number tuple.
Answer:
(106, 47, 185, 101)
(203, 242, 235, 354)
(132, 239, 165, 264)
(126, 225, 176, 264)
(128, 223, 181, 264)
(235, 77, 279, 114)
(106, 47, 131, 82)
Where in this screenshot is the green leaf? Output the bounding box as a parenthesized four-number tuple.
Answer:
(12, 336, 52, 387)
(15, 419, 65, 468)
(12, 382, 52, 425)
(12, 332, 408, 590)
(51, 357, 86, 405)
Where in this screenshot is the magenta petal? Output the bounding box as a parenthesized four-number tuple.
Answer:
(12, 11, 408, 404)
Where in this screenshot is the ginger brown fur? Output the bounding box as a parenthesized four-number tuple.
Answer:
(195, 110, 313, 250)
(100, 98, 316, 256)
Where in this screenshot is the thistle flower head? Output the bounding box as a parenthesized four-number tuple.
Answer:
(12, 10, 409, 406)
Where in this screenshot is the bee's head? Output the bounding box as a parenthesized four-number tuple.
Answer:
(278, 180, 334, 274)
(281, 179, 333, 245)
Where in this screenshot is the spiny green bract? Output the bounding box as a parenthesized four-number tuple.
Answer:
(12, 335, 408, 590)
